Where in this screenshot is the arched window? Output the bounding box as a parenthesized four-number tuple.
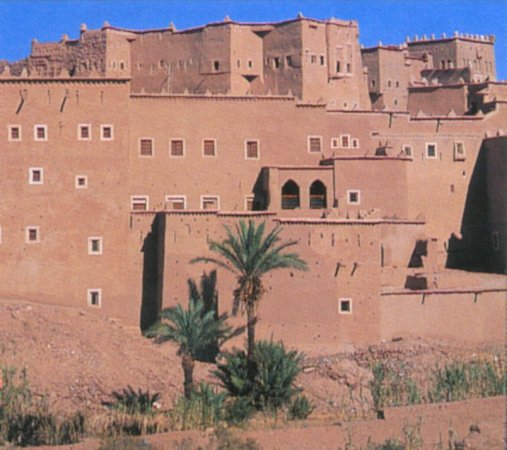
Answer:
(309, 180, 327, 209)
(281, 180, 300, 209)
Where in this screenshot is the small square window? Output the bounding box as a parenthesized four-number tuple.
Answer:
(34, 125, 47, 141)
(131, 196, 149, 211)
(78, 124, 91, 140)
(26, 226, 40, 243)
(245, 140, 259, 160)
(492, 231, 500, 251)
(139, 138, 154, 157)
(201, 195, 219, 210)
(87, 289, 102, 307)
(351, 138, 359, 149)
(203, 139, 216, 157)
(310, 54, 317, 64)
(347, 190, 360, 205)
(29, 168, 43, 185)
(165, 195, 186, 210)
(403, 145, 413, 157)
(340, 135, 351, 149)
(338, 298, 352, 314)
(308, 136, 322, 153)
(75, 175, 88, 189)
(245, 195, 254, 211)
(331, 138, 340, 149)
(213, 60, 220, 71)
(88, 237, 103, 255)
(248, 59, 253, 69)
(101, 125, 114, 141)
(170, 139, 185, 157)
(426, 143, 438, 159)
(387, 80, 392, 87)
(8, 125, 21, 141)
(454, 142, 465, 161)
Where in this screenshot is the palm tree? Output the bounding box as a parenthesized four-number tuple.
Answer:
(146, 297, 236, 399)
(191, 220, 307, 365)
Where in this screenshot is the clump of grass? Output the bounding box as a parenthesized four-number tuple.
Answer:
(287, 395, 314, 420)
(90, 410, 171, 438)
(107, 386, 161, 415)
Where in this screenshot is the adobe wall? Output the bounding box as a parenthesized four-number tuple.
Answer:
(380, 290, 504, 343)
(0, 79, 139, 322)
(407, 85, 468, 115)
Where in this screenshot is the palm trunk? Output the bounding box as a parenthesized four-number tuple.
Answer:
(181, 353, 195, 399)
(246, 302, 256, 380)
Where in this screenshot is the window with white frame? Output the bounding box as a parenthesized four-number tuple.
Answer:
(29, 168, 43, 185)
(165, 195, 186, 210)
(131, 196, 149, 211)
(87, 288, 102, 307)
(202, 139, 217, 157)
(139, 138, 154, 157)
(170, 139, 185, 157)
(101, 125, 114, 141)
(340, 135, 351, 149)
(78, 124, 91, 140)
(307, 136, 322, 153)
(347, 190, 360, 205)
(425, 143, 438, 159)
(8, 125, 21, 141)
(201, 195, 219, 210)
(338, 298, 352, 314)
(245, 140, 259, 159)
(34, 125, 47, 141)
(26, 226, 40, 243)
(331, 138, 340, 149)
(454, 142, 465, 161)
(351, 138, 359, 149)
(492, 231, 500, 251)
(88, 237, 103, 255)
(403, 145, 413, 158)
(75, 175, 88, 189)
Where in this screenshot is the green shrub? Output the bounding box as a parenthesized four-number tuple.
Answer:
(171, 382, 226, 430)
(215, 340, 303, 412)
(224, 397, 255, 426)
(287, 395, 313, 420)
(108, 386, 161, 415)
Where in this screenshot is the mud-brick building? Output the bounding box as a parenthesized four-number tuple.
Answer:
(0, 16, 505, 350)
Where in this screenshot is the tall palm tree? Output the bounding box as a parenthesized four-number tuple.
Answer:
(191, 220, 307, 364)
(146, 298, 236, 398)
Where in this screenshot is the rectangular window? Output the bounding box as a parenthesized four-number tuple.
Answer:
(331, 138, 340, 149)
(346, 63, 352, 73)
(492, 231, 500, 251)
(310, 54, 317, 64)
(78, 124, 91, 140)
(165, 195, 186, 210)
(101, 125, 114, 141)
(320, 55, 326, 65)
(403, 145, 413, 158)
(338, 298, 352, 314)
(454, 142, 466, 161)
(26, 226, 40, 243)
(245, 195, 254, 211)
(351, 138, 359, 149)
(286, 55, 293, 67)
(203, 139, 216, 157)
(29, 168, 43, 185)
(245, 140, 259, 160)
(139, 138, 154, 157)
(88, 237, 103, 255)
(425, 143, 437, 159)
(213, 60, 220, 71)
(170, 139, 185, 157)
(347, 190, 360, 205)
(340, 135, 351, 149)
(75, 175, 88, 189)
(201, 195, 219, 210)
(308, 136, 322, 153)
(87, 289, 102, 307)
(248, 59, 253, 68)
(131, 196, 149, 211)
(8, 125, 21, 141)
(273, 57, 281, 68)
(34, 125, 47, 141)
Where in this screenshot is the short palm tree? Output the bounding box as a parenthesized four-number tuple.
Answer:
(191, 220, 307, 364)
(146, 298, 236, 398)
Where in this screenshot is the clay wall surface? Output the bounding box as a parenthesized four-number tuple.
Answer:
(407, 85, 468, 115)
(160, 213, 383, 347)
(380, 290, 504, 343)
(0, 80, 137, 321)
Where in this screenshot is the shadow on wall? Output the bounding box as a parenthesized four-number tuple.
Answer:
(446, 142, 501, 273)
(139, 213, 166, 332)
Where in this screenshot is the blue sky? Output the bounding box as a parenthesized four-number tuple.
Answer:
(1, 0, 506, 79)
